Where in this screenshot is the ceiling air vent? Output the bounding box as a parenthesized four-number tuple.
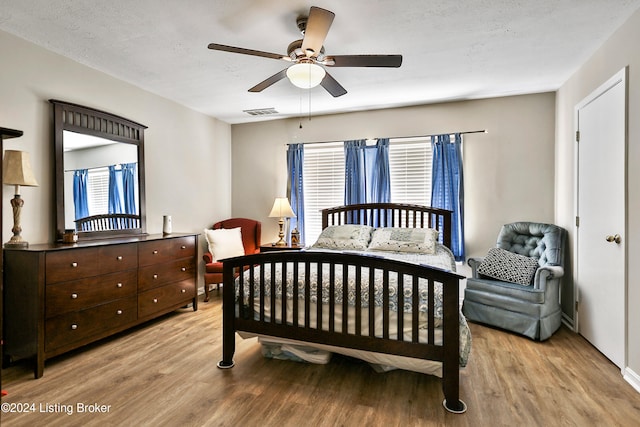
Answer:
(243, 108, 279, 116)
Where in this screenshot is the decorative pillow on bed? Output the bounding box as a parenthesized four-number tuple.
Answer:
(367, 227, 439, 254)
(477, 247, 539, 286)
(203, 227, 245, 262)
(312, 225, 374, 251)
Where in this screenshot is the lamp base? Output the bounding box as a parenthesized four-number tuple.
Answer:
(4, 237, 29, 248)
(7, 194, 28, 248)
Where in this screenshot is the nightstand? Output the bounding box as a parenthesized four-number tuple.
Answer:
(260, 243, 304, 252)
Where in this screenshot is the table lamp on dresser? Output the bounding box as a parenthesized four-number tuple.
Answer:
(3, 149, 39, 248)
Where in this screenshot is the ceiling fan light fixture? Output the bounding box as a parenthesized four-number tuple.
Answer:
(286, 62, 326, 89)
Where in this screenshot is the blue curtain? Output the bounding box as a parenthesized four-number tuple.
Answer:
(371, 138, 391, 203)
(73, 169, 89, 220)
(344, 139, 390, 225)
(431, 133, 465, 261)
(287, 144, 305, 243)
(121, 162, 138, 215)
(344, 140, 367, 205)
(108, 165, 124, 214)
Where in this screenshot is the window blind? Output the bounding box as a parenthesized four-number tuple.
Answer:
(388, 138, 432, 206)
(87, 168, 109, 215)
(303, 142, 345, 244)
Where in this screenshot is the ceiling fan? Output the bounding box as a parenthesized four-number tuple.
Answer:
(208, 6, 402, 97)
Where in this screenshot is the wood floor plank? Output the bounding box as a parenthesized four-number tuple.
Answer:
(2, 292, 640, 426)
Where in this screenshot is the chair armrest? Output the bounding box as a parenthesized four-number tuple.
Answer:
(533, 265, 564, 290)
(467, 257, 484, 278)
(203, 252, 214, 264)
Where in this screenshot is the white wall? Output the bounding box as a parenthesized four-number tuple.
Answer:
(556, 8, 640, 386)
(231, 92, 556, 259)
(0, 30, 233, 287)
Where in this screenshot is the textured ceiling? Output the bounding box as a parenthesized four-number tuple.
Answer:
(1, 1, 639, 124)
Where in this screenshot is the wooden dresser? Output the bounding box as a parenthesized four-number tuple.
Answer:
(2, 233, 198, 378)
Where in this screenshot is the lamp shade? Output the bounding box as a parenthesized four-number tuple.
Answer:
(269, 197, 296, 218)
(286, 63, 326, 89)
(3, 150, 38, 187)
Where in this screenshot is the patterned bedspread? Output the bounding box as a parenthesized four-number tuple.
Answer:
(237, 244, 471, 366)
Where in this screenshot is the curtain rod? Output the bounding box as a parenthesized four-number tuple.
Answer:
(287, 129, 487, 146)
(64, 162, 137, 173)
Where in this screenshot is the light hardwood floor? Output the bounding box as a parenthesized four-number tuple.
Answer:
(2, 292, 639, 427)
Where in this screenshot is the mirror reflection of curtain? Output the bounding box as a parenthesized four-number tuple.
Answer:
(108, 165, 124, 214)
(121, 162, 138, 215)
(431, 133, 465, 261)
(108, 163, 138, 215)
(73, 169, 89, 220)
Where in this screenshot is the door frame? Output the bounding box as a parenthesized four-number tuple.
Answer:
(573, 66, 628, 371)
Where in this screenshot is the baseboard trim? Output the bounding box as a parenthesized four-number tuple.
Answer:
(624, 367, 640, 394)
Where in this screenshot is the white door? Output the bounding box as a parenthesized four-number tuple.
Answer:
(575, 68, 626, 369)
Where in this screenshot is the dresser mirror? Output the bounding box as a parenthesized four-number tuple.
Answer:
(52, 100, 147, 241)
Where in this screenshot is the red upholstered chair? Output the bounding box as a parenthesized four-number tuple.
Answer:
(202, 218, 261, 302)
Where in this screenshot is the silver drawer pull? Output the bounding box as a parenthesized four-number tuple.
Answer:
(153, 274, 158, 279)
(181, 289, 186, 293)
(71, 324, 78, 330)
(181, 267, 186, 272)
(153, 250, 158, 254)
(116, 256, 123, 261)
(116, 283, 123, 288)
(181, 245, 186, 250)
(116, 309, 123, 315)
(71, 262, 78, 268)
(71, 293, 78, 299)
(153, 298, 158, 303)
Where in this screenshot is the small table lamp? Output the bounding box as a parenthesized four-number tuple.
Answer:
(3, 150, 39, 248)
(268, 197, 296, 246)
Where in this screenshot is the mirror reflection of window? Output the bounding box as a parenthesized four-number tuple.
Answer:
(63, 130, 139, 230)
(87, 167, 109, 215)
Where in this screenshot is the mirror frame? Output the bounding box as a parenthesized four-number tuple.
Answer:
(51, 99, 147, 241)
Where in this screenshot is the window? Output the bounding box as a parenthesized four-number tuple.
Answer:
(303, 142, 345, 244)
(388, 137, 432, 206)
(302, 138, 434, 244)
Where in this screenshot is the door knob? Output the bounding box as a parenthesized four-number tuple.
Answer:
(605, 234, 621, 244)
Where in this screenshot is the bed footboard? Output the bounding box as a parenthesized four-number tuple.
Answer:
(218, 250, 467, 413)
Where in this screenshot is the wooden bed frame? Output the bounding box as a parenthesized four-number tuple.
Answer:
(218, 203, 467, 413)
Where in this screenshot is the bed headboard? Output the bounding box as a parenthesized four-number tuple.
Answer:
(321, 203, 452, 249)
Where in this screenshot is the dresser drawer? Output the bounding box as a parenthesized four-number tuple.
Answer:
(45, 247, 98, 284)
(138, 236, 196, 266)
(45, 296, 137, 352)
(138, 280, 196, 319)
(138, 257, 196, 291)
(98, 243, 138, 274)
(46, 270, 137, 318)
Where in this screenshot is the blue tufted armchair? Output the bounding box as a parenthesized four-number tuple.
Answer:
(462, 222, 567, 341)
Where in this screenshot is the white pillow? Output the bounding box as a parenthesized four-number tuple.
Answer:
(312, 225, 374, 251)
(203, 227, 245, 262)
(367, 227, 438, 254)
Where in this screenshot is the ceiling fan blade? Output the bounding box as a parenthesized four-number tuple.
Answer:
(301, 7, 335, 57)
(248, 69, 288, 92)
(320, 72, 347, 97)
(326, 55, 403, 68)
(208, 43, 286, 61)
